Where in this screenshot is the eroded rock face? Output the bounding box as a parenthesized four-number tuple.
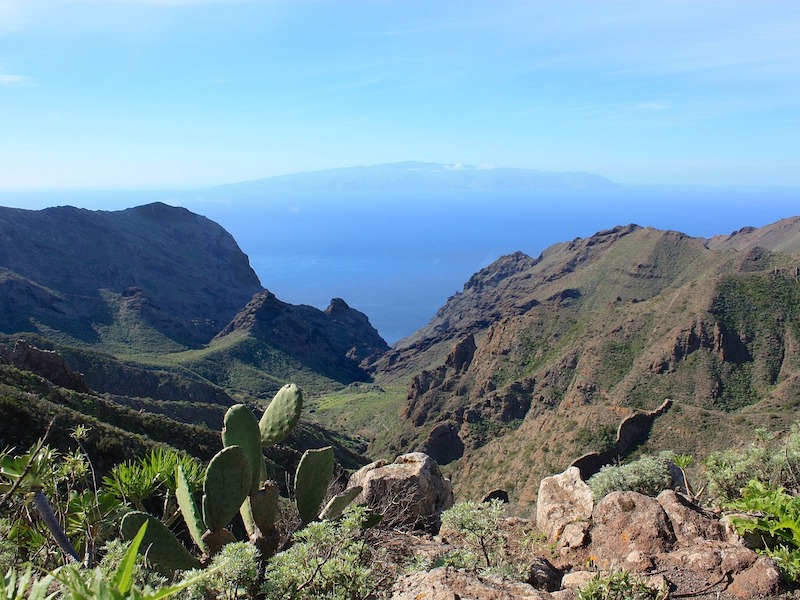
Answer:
(531, 466, 790, 596)
(728, 556, 783, 599)
(215, 292, 388, 383)
(0, 339, 90, 393)
(347, 452, 453, 532)
(590, 491, 676, 570)
(656, 490, 726, 546)
(536, 467, 593, 543)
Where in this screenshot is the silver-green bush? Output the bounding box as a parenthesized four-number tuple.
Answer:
(261, 506, 385, 600)
(705, 425, 800, 503)
(587, 454, 673, 500)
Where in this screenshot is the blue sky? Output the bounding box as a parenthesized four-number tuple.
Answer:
(1, 0, 799, 189)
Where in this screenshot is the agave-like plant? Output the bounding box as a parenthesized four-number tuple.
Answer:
(102, 447, 205, 525)
(0, 441, 81, 563)
(0, 566, 56, 600)
(54, 521, 221, 600)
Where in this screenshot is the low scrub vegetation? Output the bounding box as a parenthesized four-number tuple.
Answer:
(587, 453, 675, 500)
(8, 374, 800, 597)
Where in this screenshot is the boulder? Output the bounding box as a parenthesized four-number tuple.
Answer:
(590, 491, 676, 570)
(656, 490, 725, 546)
(389, 567, 553, 600)
(728, 556, 783, 599)
(536, 467, 593, 543)
(557, 521, 590, 554)
(348, 452, 453, 532)
(526, 557, 562, 592)
(559, 571, 596, 590)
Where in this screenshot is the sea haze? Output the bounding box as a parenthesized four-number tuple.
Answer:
(1, 186, 798, 344)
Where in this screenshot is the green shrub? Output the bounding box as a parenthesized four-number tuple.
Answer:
(180, 543, 260, 600)
(55, 522, 218, 599)
(705, 425, 800, 503)
(261, 506, 386, 600)
(587, 454, 673, 500)
(727, 479, 800, 582)
(577, 569, 667, 600)
(440, 500, 506, 569)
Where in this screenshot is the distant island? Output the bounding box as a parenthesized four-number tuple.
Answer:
(213, 161, 621, 193)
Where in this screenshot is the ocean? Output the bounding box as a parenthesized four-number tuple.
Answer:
(1, 186, 798, 344)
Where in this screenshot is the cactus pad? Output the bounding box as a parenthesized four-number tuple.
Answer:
(175, 464, 207, 553)
(318, 485, 362, 521)
(259, 383, 303, 446)
(202, 445, 251, 532)
(294, 446, 334, 525)
(222, 403, 263, 493)
(120, 511, 201, 572)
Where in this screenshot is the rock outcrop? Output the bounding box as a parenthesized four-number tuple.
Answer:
(536, 467, 593, 544)
(389, 568, 555, 600)
(214, 292, 388, 383)
(570, 399, 673, 480)
(348, 452, 454, 532)
(536, 468, 785, 599)
(0, 338, 91, 393)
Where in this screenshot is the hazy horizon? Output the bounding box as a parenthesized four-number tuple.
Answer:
(1, 1, 799, 190)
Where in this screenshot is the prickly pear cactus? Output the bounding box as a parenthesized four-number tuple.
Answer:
(259, 384, 303, 446)
(120, 511, 201, 571)
(222, 403, 263, 493)
(202, 445, 251, 532)
(294, 446, 334, 525)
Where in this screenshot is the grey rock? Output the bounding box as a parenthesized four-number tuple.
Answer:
(536, 467, 594, 543)
(348, 452, 453, 532)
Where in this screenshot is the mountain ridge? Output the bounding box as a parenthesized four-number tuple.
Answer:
(359, 216, 800, 501)
(0, 202, 388, 397)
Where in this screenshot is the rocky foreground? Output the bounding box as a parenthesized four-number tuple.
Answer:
(350, 454, 788, 599)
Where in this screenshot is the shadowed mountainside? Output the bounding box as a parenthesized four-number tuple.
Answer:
(0, 202, 388, 395)
(0, 202, 262, 346)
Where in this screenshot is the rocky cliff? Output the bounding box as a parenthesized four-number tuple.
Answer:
(367, 217, 800, 501)
(214, 292, 388, 384)
(0, 202, 263, 346)
(0, 202, 389, 397)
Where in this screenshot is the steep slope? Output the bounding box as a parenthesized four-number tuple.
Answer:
(0, 202, 262, 348)
(0, 336, 369, 474)
(180, 292, 389, 397)
(0, 202, 388, 395)
(707, 216, 800, 254)
(367, 217, 800, 502)
(371, 224, 743, 380)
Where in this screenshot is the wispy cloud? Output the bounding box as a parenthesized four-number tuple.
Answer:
(0, 73, 34, 86)
(631, 102, 670, 112)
